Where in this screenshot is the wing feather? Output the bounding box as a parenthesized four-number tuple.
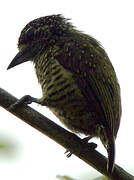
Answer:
(56, 36, 121, 137)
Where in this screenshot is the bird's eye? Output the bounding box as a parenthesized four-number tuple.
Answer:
(24, 27, 35, 42)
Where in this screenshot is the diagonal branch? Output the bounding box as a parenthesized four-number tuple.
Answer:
(0, 87, 133, 180)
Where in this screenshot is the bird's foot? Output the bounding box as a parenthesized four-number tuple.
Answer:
(82, 136, 97, 149)
(64, 136, 97, 158)
(64, 149, 73, 158)
(82, 136, 92, 143)
(9, 95, 38, 110)
(84, 142, 97, 149)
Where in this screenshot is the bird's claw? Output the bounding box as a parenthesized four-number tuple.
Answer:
(65, 150, 72, 158)
(64, 140, 97, 159)
(64, 149, 73, 158)
(8, 95, 36, 110)
(81, 136, 97, 149)
(86, 142, 97, 149)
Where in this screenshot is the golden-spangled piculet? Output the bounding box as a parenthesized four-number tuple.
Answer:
(7, 14, 121, 173)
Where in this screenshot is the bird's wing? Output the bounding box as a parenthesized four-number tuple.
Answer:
(55, 40, 120, 137)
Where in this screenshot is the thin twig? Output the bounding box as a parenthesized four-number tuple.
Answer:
(0, 87, 133, 180)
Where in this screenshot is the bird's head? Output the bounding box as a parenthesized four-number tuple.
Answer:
(7, 14, 72, 70)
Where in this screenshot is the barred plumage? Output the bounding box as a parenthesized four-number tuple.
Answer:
(7, 14, 121, 173)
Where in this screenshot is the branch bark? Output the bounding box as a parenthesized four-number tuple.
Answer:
(0, 87, 133, 180)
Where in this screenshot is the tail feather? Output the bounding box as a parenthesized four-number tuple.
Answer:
(107, 136, 115, 173)
(103, 122, 115, 173)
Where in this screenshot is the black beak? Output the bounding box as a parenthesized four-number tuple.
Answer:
(7, 49, 32, 70)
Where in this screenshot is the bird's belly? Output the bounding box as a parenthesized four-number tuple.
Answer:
(36, 59, 99, 135)
(49, 101, 98, 135)
(46, 77, 99, 135)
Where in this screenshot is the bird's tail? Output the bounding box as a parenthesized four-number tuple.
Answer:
(103, 122, 115, 173)
(107, 135, 115, 173)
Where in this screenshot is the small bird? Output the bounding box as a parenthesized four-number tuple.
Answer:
(7, 14, 121, 173)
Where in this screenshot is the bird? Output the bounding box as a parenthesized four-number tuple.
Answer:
(7, 14, 121, 173)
